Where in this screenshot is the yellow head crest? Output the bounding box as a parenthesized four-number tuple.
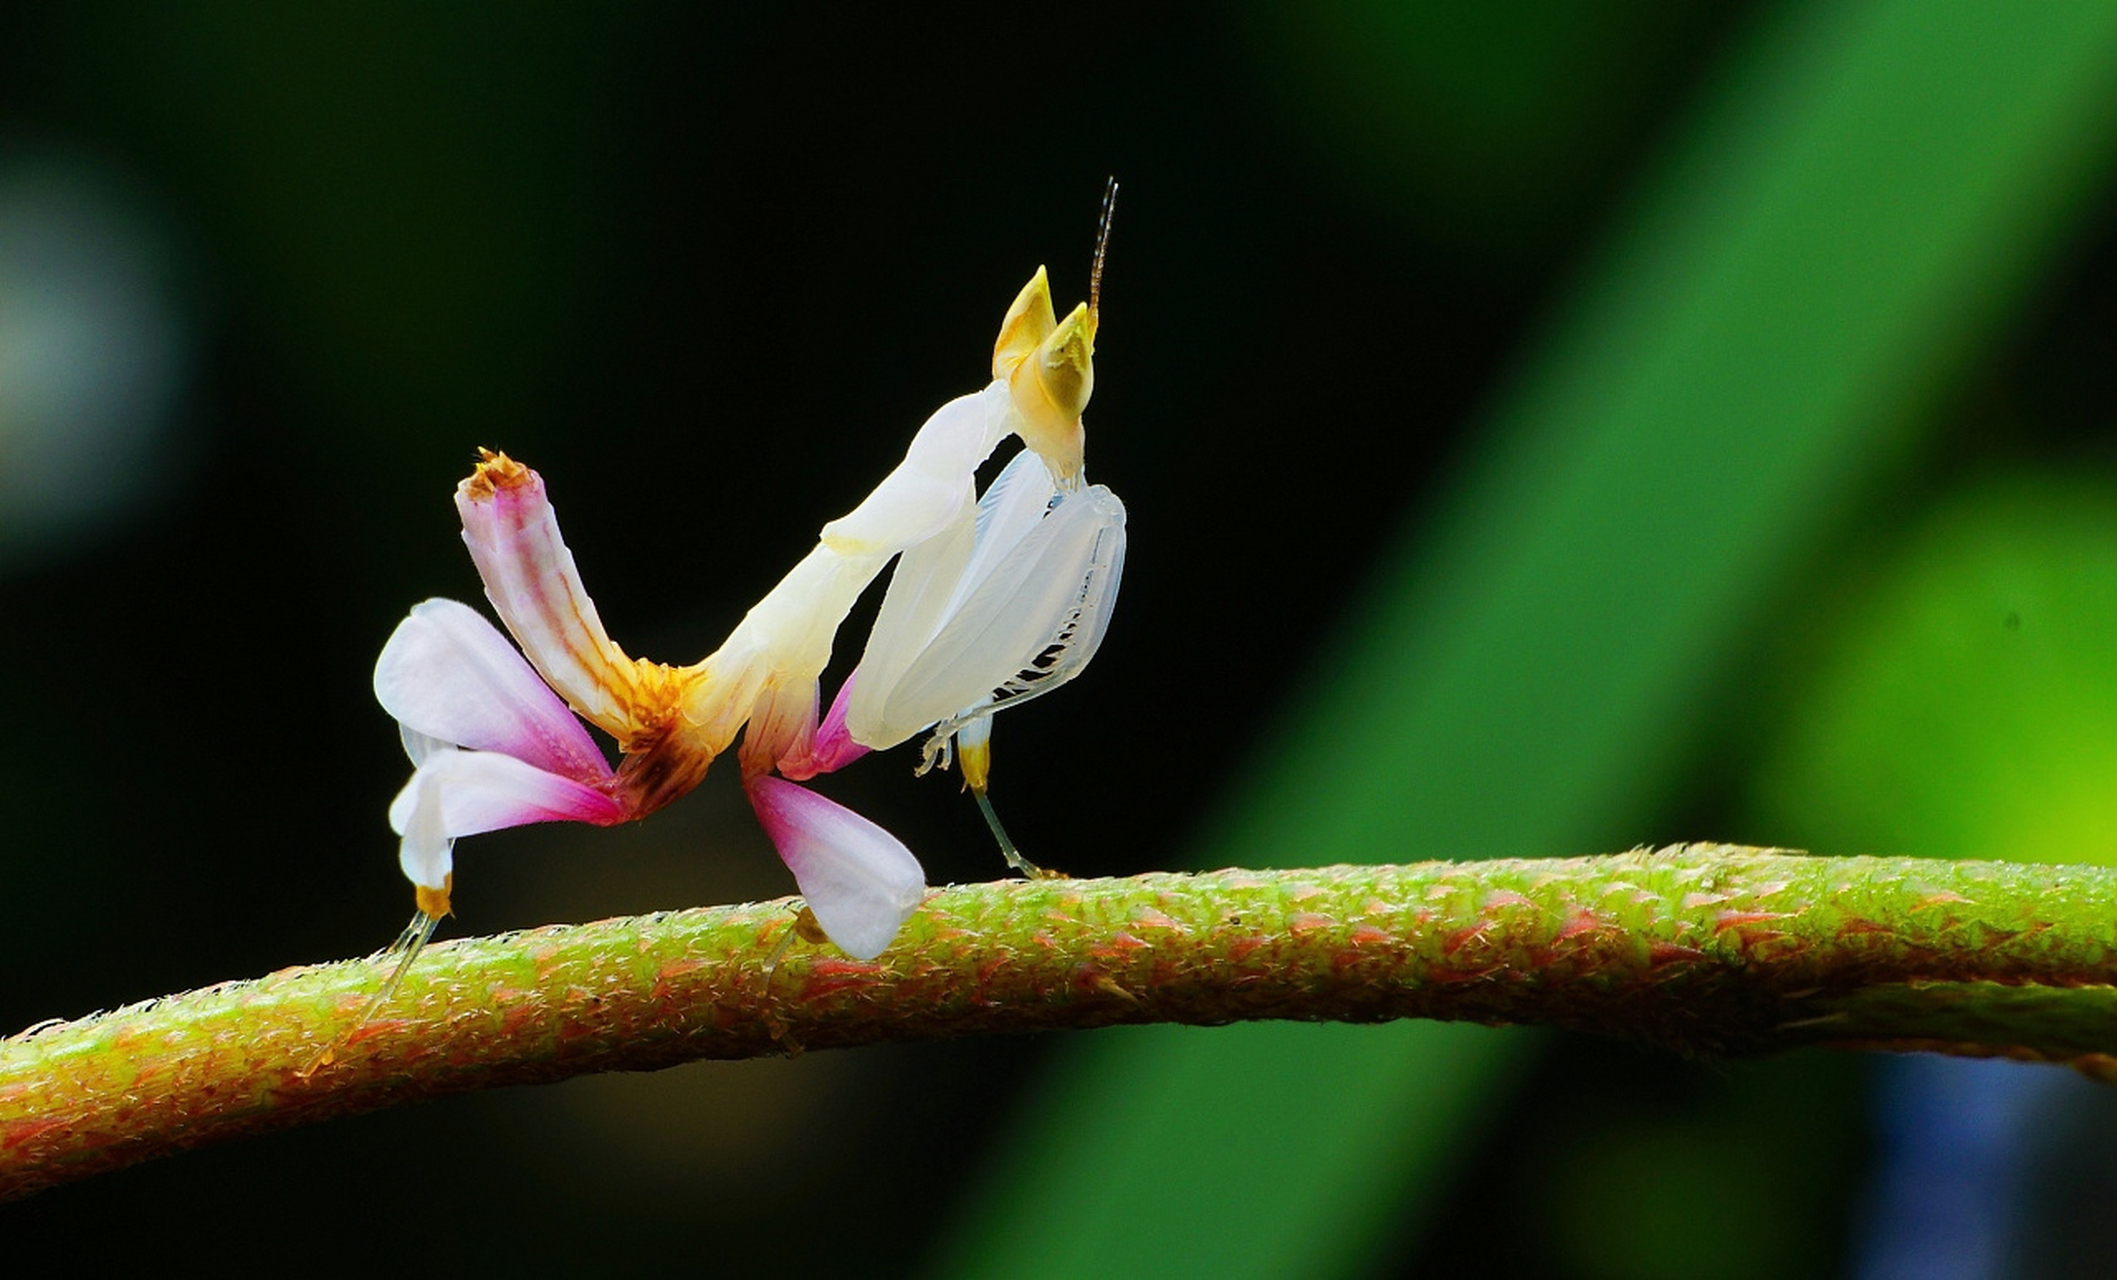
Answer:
(991, 182, 1116, 490)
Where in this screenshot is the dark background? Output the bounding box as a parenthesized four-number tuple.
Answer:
(6, 4, 2117, 1275)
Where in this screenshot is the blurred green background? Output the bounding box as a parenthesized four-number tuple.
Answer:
(7, 2, 2117, 1275)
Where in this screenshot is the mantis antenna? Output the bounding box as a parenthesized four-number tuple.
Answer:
(1090, 176, 1118, 322)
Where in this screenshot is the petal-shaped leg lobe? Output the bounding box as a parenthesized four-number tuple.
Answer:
(455, 455, 649, 738)
(808, 672, 873, 776)
(773, 672, 872, 781)
(388, 747, 628, 845)
(394, 762, 456, 891)
(374, 598, 612, 783)
(745, 776, 926, 961)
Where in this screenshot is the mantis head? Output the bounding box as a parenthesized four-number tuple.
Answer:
(992, 266, 1094, 490)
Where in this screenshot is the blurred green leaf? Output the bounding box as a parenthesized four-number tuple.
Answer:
(932, 1, 2117, 1277)
(1757, 475, 2117, 865)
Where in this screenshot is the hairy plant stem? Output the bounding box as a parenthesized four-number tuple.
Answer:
(7, 845, 2117, 1200)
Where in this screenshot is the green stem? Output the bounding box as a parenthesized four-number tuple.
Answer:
(7, 845, 2116, 1200)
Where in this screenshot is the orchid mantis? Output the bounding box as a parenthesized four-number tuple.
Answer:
(363, 195, 1125, 1004)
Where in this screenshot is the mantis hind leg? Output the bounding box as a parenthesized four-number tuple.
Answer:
(368, 909, 442, 1013)
(955, 716, 1062, 879)
(299, 910, 441, 1078)
(973, 786, 1060, 880)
